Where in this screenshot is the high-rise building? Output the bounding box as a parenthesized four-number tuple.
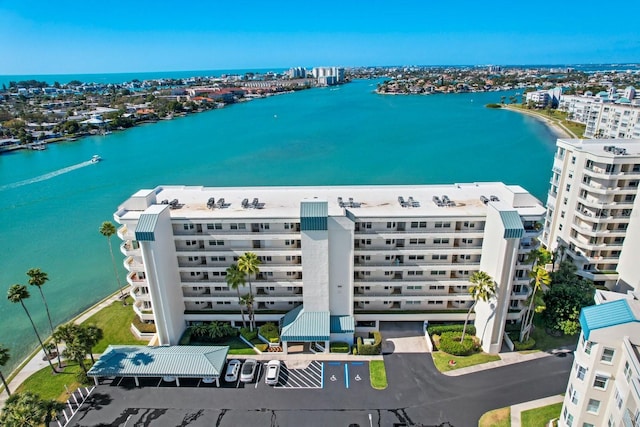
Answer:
(542, 139, 640, 290)
(115, 183, 545, 353)
(558, 290, 640, 427)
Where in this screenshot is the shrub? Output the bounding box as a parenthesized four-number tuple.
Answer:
(178, 328, 193, 345)
(428, 324, 475, 336)
(259, 322, 280, 342)
(357, 332, 383, 355)
(514, 338, 536, 351)
(132, 316, 156, 333)
(352, 347, 358, 355)
(255, 343, 268, 352)
(438, 331, 475, 356)
(240, 327, 257, 341)
(330, 341, 350, 353)
(485, 103, 502, 109)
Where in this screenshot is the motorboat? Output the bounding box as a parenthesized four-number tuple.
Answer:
(91, 155, 101, 163)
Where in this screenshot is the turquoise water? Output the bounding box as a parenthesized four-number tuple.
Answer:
(0, 79, 557, 373)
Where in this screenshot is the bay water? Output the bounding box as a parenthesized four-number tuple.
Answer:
(0, 79, 557, 373)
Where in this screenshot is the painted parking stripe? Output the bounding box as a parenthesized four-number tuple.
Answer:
(351, 362, 364, 366)
(321, 362, 324, 389)
(275, 361, 323, 389)
(328, 361, 341, 366)
(345, 363, 350, 389)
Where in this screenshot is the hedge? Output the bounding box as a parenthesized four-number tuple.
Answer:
(259, 322, 280, 342)
(240, 327, 258, 341)
(438, 331, 475, 356)
(428, 324, 476, 336)
(514, 338, 536, 351)
(330, 341, 351, 353)
(357, 331, 382, 355)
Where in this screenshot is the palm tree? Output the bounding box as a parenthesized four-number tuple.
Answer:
(0, 344, 10, 396)
(237, 252, 261, 297)
(25, 268, 62, 368)
(83, 325, 103, 364)
(461, 271, 497, 342)
(0, 391, 52, 427)
(99, 221, 125, 302)
(7, 285, 58, 374)
(240, 293, 255, 332)
(225, 264, 247, 328)
(520, 248, 552, 341)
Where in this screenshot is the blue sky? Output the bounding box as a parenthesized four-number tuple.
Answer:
(1, 0, 639, 75)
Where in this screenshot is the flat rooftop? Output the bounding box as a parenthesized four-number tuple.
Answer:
(557, 138, 640, 157)
(117, 183, 545, 220)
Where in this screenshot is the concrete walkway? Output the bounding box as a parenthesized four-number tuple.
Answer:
(510, 394, 564, 427)
(443, 347, 573, 376)
(0, 292, 124, 408)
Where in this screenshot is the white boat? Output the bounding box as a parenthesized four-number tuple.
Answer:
(91, 155, 101, 163)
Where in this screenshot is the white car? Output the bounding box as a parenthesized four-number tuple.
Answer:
(224, 359, 241, 382)
(240, 359, 258, 383)
(265, 360, 281, 385)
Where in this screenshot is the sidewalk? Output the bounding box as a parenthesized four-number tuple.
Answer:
(442, 347, 574, 377)
(0, 292, 123, 408)
(510, 394, 564, 427)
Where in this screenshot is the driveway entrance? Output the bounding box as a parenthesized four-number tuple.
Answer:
(379, 322, 429, 354)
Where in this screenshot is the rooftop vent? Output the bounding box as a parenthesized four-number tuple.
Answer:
(339, 197, 360, 208)
(604, 145, 628, 155)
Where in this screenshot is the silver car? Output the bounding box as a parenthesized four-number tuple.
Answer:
(224, 359, 241, 382)
(240, 359, 258, 383)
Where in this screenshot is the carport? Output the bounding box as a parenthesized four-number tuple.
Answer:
(280, 306, 330, 353)
(87, 345, 229, 387)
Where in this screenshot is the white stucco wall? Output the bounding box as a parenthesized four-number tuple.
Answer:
(617, 193, 640, 292)
(328, 216, 354, 316)
(301, 229, 330, 312)
(139, 205, 185, 345)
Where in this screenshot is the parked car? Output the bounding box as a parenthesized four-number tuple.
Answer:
(240, 359, 258, 383)
(224, 359, 241, 382)
(265, 360, 281, 385)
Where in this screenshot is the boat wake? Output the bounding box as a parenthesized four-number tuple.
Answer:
(0, 160, 94, 191)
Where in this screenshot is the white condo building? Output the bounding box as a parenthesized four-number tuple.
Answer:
(114, 183, 545, 354)
(559, 290, 640, 427)
(542, 139, 640, 290)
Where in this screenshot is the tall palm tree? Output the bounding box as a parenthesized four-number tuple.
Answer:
(225, 264, 247, 329)
(0, 344, 10, 396)
(461, 271, 497, 342)
(83, 325, 103, 364)
(240, 293, 255, 332)
(237, 252, 261, 297)
(520, 265, 551, 341)
(0, 391, 51, 427)
(25, 268, 62, 368)
(6, 285, 57, 374)
(99, 221, 125, 302)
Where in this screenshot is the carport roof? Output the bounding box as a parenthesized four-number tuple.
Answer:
(281, 306, 330, 341)
(87, 345, 229, 378)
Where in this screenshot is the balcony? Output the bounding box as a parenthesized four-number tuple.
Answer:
(132, 301, 154, 321)
(120, 241, 141, 257)
(117, 224, 133, 240)
(123, 256, 144, 272)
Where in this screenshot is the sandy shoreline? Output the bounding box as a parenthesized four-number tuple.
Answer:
(501, 104, 573, 139)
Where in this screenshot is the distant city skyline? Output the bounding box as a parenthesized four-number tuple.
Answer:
(2, 0, 640, 75)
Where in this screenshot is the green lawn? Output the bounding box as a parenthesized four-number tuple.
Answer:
(15, 362, 86, 402)
(478, 407, 510, 427)
(530, 317, 578, 351)
(369, 360, 388, 390)
(521, 402, 562, 427)
(81, 296, 147, 353)
(431, 350, 501, 372)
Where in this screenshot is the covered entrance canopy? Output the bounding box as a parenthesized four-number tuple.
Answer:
(280, 306, 354, 353)
(87, 345, 229, 387)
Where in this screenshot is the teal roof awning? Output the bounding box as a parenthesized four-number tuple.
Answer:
(87, 345, 229, 378)
(135, 213, 159, 241)
(499, 210, 524, 239)
(300, 200, 328, 231)
(330, 315, 355, 334)
(580, 299, 638, 340)
(281, 306, 330, 342)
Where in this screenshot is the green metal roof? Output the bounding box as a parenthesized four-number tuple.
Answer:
(499, 210, 524, 239)
(330, 315, 355, 334)
(135, 213, 159, 241)
(281, 306, 330, 341)
(87, 345, 229, 378)
(300, 200, 328, 231)
(580, 299, 639, 340)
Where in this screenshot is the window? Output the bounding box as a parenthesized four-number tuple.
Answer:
(208, 240, 224, 246)
(593, 374, 608, 390)
(183, 223, 194, 230)
(601, 348, 615, 363)
(586, 398, 600, 414)
(434, 238, 450, 244)
(410, 221, 426, 228)
(583, 338, 592, 355)
(624, 360, 633, 383)
(576, 365, 586, 381)
(614, 387, 623, 409)
(563, 407, 574, 426)
(431, 254, 447, 260)
(569, 385, 579, 405)
(434, 221, 450, 228)
(582, 423, 594, 427)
